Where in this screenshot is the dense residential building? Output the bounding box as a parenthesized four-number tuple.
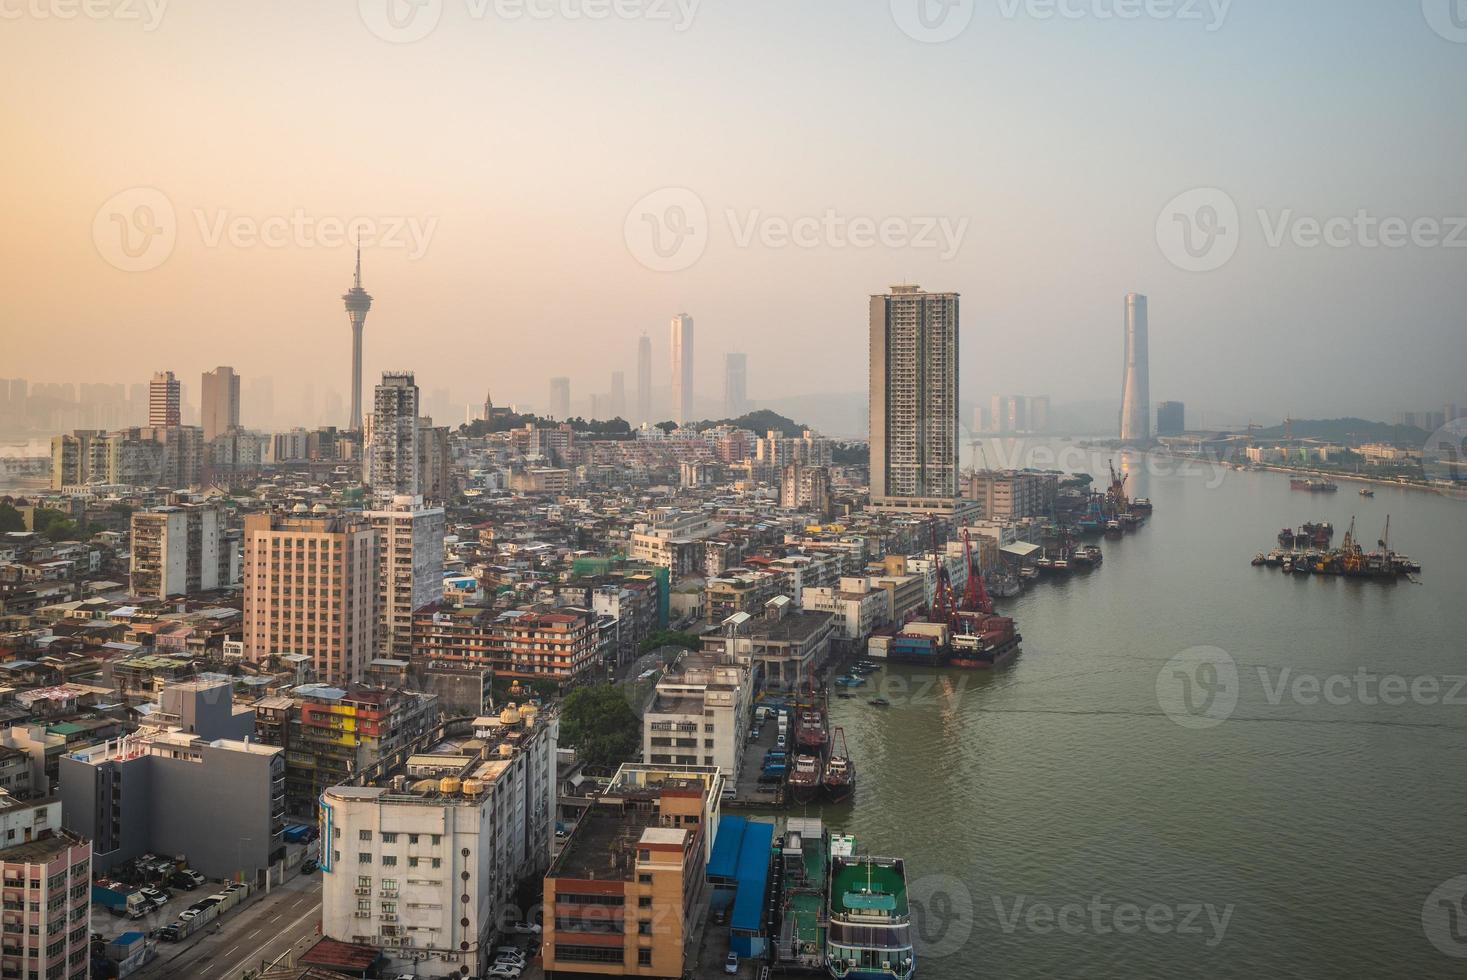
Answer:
(319, 704, 557, 978)
(201, 365, 241, 440)
(868, 285, 959, 511)
(964, 470, 1057, 520)
(1119, 292, 1151, 441)
(642, 652, 751, 775)
(253, 684, 440, 815)
(543, 764, 723, 979)
(242, 510, 378, 684)
(629, 512, 720, 576)
(780, 464, 833, 516)
(59, 725, 284, 879)
(702, 597, 834, 692)
(670, 314, 694, 425)
(364, 372, 421, 508)
(128, 503, 227, 598)
(147, 370, 181, 428)
(365, 496, 445, 659)
(411, 607, 598, 682)
(0, 794, 91, 980)
(801, 578, 889, 642)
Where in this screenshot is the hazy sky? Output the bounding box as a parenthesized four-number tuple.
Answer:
(3, 0, 1464, 428)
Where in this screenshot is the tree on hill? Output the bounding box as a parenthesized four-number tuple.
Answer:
(696, 409, 806, 437)
(559, 685, 641, 771)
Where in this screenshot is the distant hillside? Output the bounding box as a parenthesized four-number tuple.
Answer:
(697, 409, 809, 438)
(1254, 417, 1429, 446)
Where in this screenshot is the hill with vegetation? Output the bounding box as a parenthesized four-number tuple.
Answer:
(1254, 418, 1429, 446)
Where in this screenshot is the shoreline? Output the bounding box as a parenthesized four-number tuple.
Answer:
(1119, 447, 1467, 501)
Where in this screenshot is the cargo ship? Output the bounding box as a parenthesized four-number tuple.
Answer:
(825, 835, 916, 980)
(823, 727, 855, 803)
(1290, 478, 1339, 492)
(949, 530, 1021, 669)
(789, 754, 824, 806)
(796, 700, 831, 757)
(1255, 516, 1422, 579)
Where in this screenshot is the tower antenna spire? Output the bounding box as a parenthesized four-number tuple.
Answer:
(354, 235, 362, 288)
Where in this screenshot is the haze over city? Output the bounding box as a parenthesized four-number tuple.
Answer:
(4, 0, 1465, 427)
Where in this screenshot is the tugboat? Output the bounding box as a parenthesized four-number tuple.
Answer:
(788, 754, 823, 805)
(1359, 488, 1375, 497)
(1278, 527, 1296, 548)
(823, 728, 855, 803)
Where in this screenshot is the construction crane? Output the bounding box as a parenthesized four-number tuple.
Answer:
(928, 519, 955, 627)
(960, 530, 993, 616)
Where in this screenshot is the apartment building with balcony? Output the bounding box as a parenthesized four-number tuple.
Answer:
(129, 503, 229, 599)
(0, 798, 90, 980)
(364, 496, 445, 659)
(253, 685, 440, 817)
(542, 764, 723, 979)
(641, 652, 751, 777)
(320, 704, 557, 978)
(411, 606, 598, 683)
(242, 510, 378, 685)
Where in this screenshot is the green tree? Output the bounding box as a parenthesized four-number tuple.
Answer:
(559, 685, 640, 770)
(637, 631, 700, 655)
(0, 504, 23, 533)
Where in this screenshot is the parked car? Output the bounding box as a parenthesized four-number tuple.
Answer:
(495, 951, 527, 968)
(178, 869, 205, 886)
(178, 909, 201, 922)
(139, 887, 169, 904)
(725, 951, 739, 974)
(300, 859, 318, 874)
(487, 965, 522, 980)
(169, 873, 198, 891)
(494, 946, 526, 961)
(507, 921, 542, 935)
(157, 925, 180, 943)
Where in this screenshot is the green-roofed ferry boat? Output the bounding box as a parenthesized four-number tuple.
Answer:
(824, 834, 916, 980)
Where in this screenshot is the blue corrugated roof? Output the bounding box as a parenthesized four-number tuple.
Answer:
(731, 819, 774, 933)
(707, 814, 746, 881)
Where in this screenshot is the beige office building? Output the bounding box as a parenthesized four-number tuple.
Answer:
(242, 511, 378, 684)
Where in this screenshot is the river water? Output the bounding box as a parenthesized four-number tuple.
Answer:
(811, 442, 1465, 980)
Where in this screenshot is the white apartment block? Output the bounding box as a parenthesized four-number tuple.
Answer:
(320, 705, 557, 978)
(642, 652, 750, 779)
(802, 578, 889, 641)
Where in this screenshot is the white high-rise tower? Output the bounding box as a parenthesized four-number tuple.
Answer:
(1120, 293, 1151, 442)
(670, 314, 694, 425)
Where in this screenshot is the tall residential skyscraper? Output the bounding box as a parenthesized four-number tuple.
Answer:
(610, 371, 627, 419)
(869, 285, 959, 507)
(148, 371, 181, 427)
(671, 313, 694, 425)
(724, 352, 748, 418)
(200, 366, 241, 440)
(365, 495, 445, 659)
(548, 377, 571, 420)
(1120, 293, 1151, 442)
(636, 333, 652, 425)
(364, 372, 420, 507)
(342, 245, 373, 432)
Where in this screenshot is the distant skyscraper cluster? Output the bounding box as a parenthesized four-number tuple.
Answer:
(201, 366, 240, 440)
(1397, 404, 1460, 431)
(548, 377, 571, 421)
(1119, 292, 1151, 442)
(986, 394, 1049, 434)
(148, 371, 181, 428)
(869, 284, 959, 509)
(637, 333, 652, 425)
